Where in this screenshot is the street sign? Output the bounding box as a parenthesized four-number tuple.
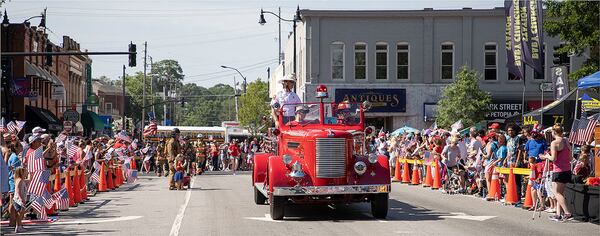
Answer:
(63, 109, 80, 122)
(539, 82, 553, 92)
(63, 121, 73, 133)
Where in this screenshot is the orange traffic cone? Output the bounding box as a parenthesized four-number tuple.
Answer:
(432, 161, 442, 189)
(401, 160, 411, 183)
(79, 169, 88, 202)
(117, 165, 124, 186)
(46, 183, 56, 215)
(423, 164, 432, 187)
(73, 167, 82, 205)
(410, 160, 421, 185)
(522, 167, 536, 209)
(113, 165, 120, 187)
(505, 168, 518, 204)
(98, 162, 107, 192)
(487, 170, 501, 201)
(107, 167, 115, 190)
(392, 158, 402, 182)
(130, 158, 137, 170)
(65, 168, 76, 207)
(53, 168, 62, 192)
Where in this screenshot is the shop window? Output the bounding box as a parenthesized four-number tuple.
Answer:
(441, 43, 454, 80)
(376, 43, 388, 80)
(397, 43, 409, 80)
(354, 43, 366, 80)
(331, 42, 344, 80)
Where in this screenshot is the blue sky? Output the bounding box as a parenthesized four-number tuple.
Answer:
(4, 0, 502, 88)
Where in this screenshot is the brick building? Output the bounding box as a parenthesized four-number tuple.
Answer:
(1, 12, 92, 134)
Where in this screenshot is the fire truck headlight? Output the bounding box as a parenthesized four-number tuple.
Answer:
(354, 161, 367, 175)
(282, 154, 293, 165)
(368, 153, 378, 164)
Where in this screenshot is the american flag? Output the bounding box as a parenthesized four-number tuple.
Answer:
(143, 120, 158, 137)
(90, 161, 101, 184)
(30, 195, 48, 220)
(52, 187, 69, 210)
(67, 141, 79, 160)
(27, 170, 51, 197)
(56, 133, 67, 144)
(26, 148, 46, 173)
(15, 121, 26, 133)
(579, 115, 599, 145)
(126, 168, 138, 183)
(42, 190, 55, 209)
(131, 139, 138, 150)
(0, 117, 5, 133)
(568, 119, 580, 145)
(6, 121, 18, 134)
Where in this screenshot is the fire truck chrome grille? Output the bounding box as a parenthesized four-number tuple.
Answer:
(316, 138, 346, 178)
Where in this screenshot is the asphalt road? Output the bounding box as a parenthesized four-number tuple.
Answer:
(3, 172, 598, 236)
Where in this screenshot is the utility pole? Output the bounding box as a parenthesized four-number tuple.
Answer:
(149, 56, 154, 115)
(163, 79, 167, 126)
(122, 65, 126, 129)
(141, 41, 147, 138)
(278, 7, 281, 64)
(233, 76, 239, 121)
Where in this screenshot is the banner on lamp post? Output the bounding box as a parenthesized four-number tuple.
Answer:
(551, 66, 569, 100)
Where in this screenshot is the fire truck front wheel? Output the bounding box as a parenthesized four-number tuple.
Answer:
(270, 196, 285, 220)
(370, 193, 389, 219)
(254, 187, 267, 205)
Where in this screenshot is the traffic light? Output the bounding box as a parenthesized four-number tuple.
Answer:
(128, 42, 137, 67)
(552, 43, 569, 66)
(45, 42, 53, 66)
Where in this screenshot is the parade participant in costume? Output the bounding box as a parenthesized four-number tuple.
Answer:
(286, 105, 310, 126)
(166, 128, 181, 190)
(270, 74, 302, 127)
(156, 139, 167, 177)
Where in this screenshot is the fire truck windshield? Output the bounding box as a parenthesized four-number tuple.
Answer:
(282, 103, 361, 126)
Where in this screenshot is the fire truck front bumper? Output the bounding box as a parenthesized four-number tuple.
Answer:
(272, 184, 391, 196)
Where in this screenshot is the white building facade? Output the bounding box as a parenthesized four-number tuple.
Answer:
(269, 8, 584, 130)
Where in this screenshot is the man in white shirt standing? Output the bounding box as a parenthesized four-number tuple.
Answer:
(271, 74, 302, 127)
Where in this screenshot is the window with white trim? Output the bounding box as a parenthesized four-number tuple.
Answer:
(331, 42, 344, 80)
(484, 43, 497, 80)
(397, 43, 409, 80)
(441, 43, 454, 80)
(376, 43, 388, 80)
(354, 43, 367, 80)
(105, 102, 113, 114)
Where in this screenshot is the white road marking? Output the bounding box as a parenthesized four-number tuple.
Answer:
(54, 216, 143, 225)
(440, 212, 496, 221)
(169, 178, 195, 236)
(243, 214, 283, 222)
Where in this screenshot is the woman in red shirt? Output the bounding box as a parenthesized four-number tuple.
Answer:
(228, 140, 240, 175)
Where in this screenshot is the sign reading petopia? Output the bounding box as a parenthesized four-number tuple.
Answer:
(485, 101, 522, 119)
(334, 89, 406, 113)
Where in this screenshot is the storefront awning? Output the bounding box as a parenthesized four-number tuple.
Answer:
(81, 110, 105, 131)
(25, 105, 63, 132)
(25, 61, 62, 85)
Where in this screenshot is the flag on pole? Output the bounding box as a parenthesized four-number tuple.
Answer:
(26, 148, 46, 173)
(31, 195, 48, 220)
(56, 133, 67, 144)
(450, 120, 463, 133)
(67, 140, 79, 159)
(6, 121, 18, 134)
(15, 121, 26, 134)
(52, 187, 69, 210)
(0, 117, 5, 133)
(42, 190, 55, 209)
(580, 115, 599, 145)
(568, 119, 580, 145)
(143, 120, 158, 137)
(27, 170, 51, 197)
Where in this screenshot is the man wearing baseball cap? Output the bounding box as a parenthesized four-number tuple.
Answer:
(32, 127, 46, 135)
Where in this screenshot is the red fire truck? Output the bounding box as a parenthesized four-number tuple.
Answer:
(253, 85, 391, 220)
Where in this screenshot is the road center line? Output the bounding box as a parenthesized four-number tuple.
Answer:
(169, 178, 195, 236)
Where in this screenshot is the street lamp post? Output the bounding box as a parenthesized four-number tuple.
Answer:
(259, 6, 301, 91)
(220, 65, 247, 93)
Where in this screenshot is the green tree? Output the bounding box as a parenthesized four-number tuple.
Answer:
(175, 83, 236, 126)
(436, 66, 491, 129)
(151, 59, 185, 92)
(239, 79, 269, 134)
(545, 0, 600, 80)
